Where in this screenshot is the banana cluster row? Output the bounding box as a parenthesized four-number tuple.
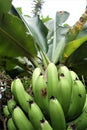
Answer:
(3, 63, 87, 130)
(3, 78, 53, 130)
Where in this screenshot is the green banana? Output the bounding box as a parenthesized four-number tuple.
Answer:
(33, 74, 48, 115)
(7, 99, 16, 114)
(11, 78, 33, 113)
(32, 67, 41, 94)
(40, 118, 53, 130)
(49, 96, 66, 130)
(57, 65, 72, 115)
(67, 94, 87, 130)
(46, 63, 59, 99)
(7, 117, 17, 130)
(12, 106, 34, 130)
(3, 105, 10, 117)
(69, 70, 79, 80)
(28, 99, 44, 130)
(83, 94, 87, 109)
(66, 79, 86, 121)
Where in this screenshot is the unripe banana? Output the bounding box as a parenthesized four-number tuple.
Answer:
(49, 96, 66, 130)
(46, 63, 59, 99)
(57, 65, 72, 115)
(7, 99, 16, 114)
(69, 70, 79, 80)
(40, 118, 53, 130)
(12, 106, 34, 130)
(7, 117, 17, 130)
(3, 105, 10, 117)
(32, 67, 41, 94)
(83, 94, 87, 109)
(28, 100, 44, 130)
(33, 74, 48, 115)
(67, 94, 87, 130)
(66, 79, 86, 121)
(11, 78, 33, 113)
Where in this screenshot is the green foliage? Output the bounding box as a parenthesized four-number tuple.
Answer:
(0, 0, 12, 19)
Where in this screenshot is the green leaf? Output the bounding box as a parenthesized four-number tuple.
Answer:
(24, 16, 48, 53)
(65, 41, 87, 76)
(62, 36, 87, 62)
(16, 8, 48, 53)
(45, 20, 54, 60)
(0, 0, 12, 19)
(0, 56, 32, 78)
(52, 37, 66, 63)
(51, 11, 69, 63)
(0, 56, 34, 78)
(0, 13, 37, 59)
(67, 60, 87, 76)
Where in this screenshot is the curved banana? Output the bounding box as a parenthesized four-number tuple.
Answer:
(33, 74, 49, 115)
(11, 78, 33, 113)
(32, 67, 41, 94)
(3, 105, 10, 117)
(7, 99, 16, 114)
(49, 96, 66, 130)
(7, 117, 17, 130)
(67, 94, 87, 130)
(40, 118, 53, 130)
(12, 106, 34, 130)
(28, 99, 44, 130)
(57, 65, 72, 115)
(69, 70, 79, 80)
(46, 63, 59, 99)
(66, 79, 86, 121)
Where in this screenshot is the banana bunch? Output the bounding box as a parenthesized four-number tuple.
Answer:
(32, 62, 86, 129)
(3, 78, 52, 130)
(3, 62, 87, 130)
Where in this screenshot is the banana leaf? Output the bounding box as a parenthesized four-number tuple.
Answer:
(0, 56, 30, 78)
(0, 13, 37, 58)
(47, 11, 70, 63)
(0, 0, 11, 19)
(62, 36, 87, 62)
(65, 39, 87, 76)
(15, 7, 48, 53)
(45, 11, 70, 63)
(0, 1, 39, 69)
